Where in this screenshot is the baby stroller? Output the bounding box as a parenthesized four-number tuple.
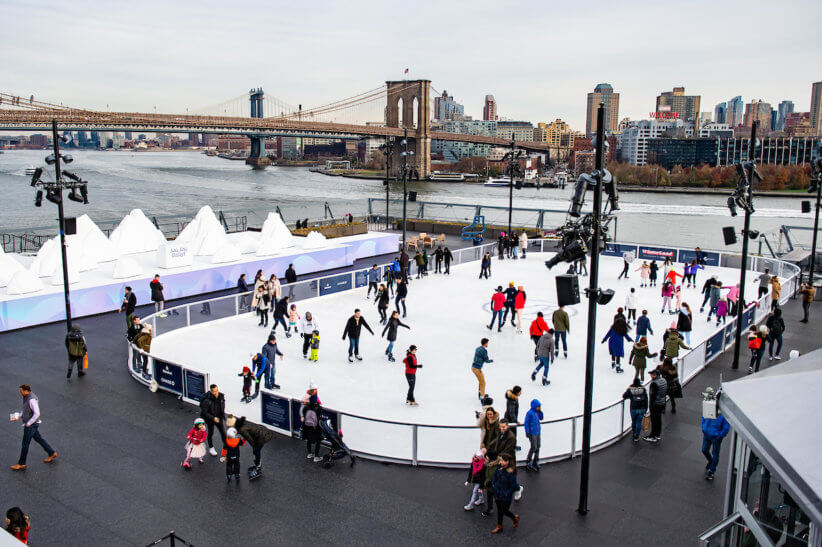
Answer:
(319, 416, 356, 468)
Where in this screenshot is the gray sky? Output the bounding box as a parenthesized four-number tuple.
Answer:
(3, 0, 820, 130)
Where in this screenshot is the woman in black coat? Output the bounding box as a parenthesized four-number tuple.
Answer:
(381, 311, 410, 362)
(229, 415, 274, 471)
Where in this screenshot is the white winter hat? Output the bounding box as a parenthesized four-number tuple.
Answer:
(309, 381, 318, 390)
(475, 450, 484, 459)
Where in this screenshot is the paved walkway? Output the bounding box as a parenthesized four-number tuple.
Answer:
(0, 282, 815, 545)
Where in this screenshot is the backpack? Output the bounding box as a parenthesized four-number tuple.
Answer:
(304, 408, 318, 428)
(748, 336, 762, 350)
(67, 330, 85, 357)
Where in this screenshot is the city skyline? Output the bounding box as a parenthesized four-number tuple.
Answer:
(1, 0, 820, 130)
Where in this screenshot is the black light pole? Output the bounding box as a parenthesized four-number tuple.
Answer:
(807, 160, 822, 285)
(380, 137, 395, 231)
(508, 135, 515, 235)
(731, 121, 758, 369)
(577, 103, 606, 515)
(400, 128, 413, 250)
(51, 119, 73, 333)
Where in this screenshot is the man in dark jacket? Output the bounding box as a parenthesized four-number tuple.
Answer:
(443, 247, 453, 275)
(261, 335, 283, 389)
(496, 420, 517, 460)
(228, 415, 274, 472)
(766, 308, 785, 360)
(65, 327, 87, 380)
(399, 251, 410, 282)
(395, 278, 408, 317)
(200, 384, 226, 455)
(285, 264, 297, 284)
(238, 273, 251, 311)
(149, 274, 177, 317)
(118, 286, 137, 328)
(271, 296, 290, 335)
(646, 369, 668, 443)
(434, 246, 444, 273)
(342, 309, 374, 363)
(502, 283, 517, 328)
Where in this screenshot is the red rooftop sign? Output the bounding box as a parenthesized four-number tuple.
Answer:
(649, 111, 680, 119)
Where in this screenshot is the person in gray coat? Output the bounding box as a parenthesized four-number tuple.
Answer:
(646, 369, 668, 443)
(530, 330, 555, 386)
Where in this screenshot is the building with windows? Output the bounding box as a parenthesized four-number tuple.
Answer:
(496, 121, 534, 142)
(586, 83, 620, 137)
(483, 94, 497, 121)
(727, 96, 744, 127)
(777, 100, 795, 131)
(812, 82, 822, 135)
(534, 119, 573, 147)
(434, 90, 465, 122)
(717, 135, 819, 166)
(785, 112, 816, 137)
(714, 102, 727, 125)
(431, 120, 496, 161)
(618, 119, 694, 165)
(646, 138, 718, 169)
(744, 100, 772, 132)
(655, 86, 702, 124)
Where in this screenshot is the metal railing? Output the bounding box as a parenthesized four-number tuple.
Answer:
(127, 239, 800, 467)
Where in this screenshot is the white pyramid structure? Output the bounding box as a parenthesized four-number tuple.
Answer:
(255, 213, 295, 256)
(108, 209, 167, 255)
(211, 242, 242, 263)
(0, 254, 26, 287)
(303, 231, 328, 250)
(112, 256, 143, 279)
(237, 232, 260, 254)
(7, 269, 45, 295)
(29, 238, 61, 277)
(29, 235, 94, 277)
(50, 260, 80, 285)
(175, 205, 228, 256)
(76, 214, 118, 263)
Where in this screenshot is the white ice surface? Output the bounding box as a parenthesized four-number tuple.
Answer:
(151, 253, 763, 464)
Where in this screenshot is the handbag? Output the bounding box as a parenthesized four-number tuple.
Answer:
(641, 414, 651, 433)
(83, 353, 89, 370)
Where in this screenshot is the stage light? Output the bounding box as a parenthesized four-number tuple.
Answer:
(569, 174, 594, 217)
(45, 188, 61, 204)
(67, 187, 84, 203)
(727, 196, 737, 217)
(29, 167, 42, 187)
(60, 133, 72, 144)
(596, 289, 615, 306)
(45, 154, 56, 165)
(62, 154, 73, 164)
(34, 190, 43, 207)
(748, 229, 760, 240)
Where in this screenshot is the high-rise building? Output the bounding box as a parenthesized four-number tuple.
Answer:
(770, 109, 778, 132)
(434, 90, 465, 122)
(618, 119, 694, 166)
(655, 87, 701, 124)
(483, 95, 498, 121)
(743, 100, 772, 132)
(714, 102, 727, 125)
(727, 96, 744, 127)
(811, 82, 822, 135)
(534, 119, 573, 147)
(586, 83, 620, 137)
(496, 121, 534, 142)
(431, 120, 496, 160)
(785, 112, 815, 137)
(777, 100, 794, 131)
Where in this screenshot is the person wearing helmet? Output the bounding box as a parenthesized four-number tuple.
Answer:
(182, 418, 207, 469)
(221, 427, 245, 482)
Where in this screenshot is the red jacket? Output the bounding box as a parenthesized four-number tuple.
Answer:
(404, 353, 420, 374)
(187, 427, 207, 445)
(515, 291, 526, 310)
(529, 316, 549, 336)
(491, 292, 505, 311)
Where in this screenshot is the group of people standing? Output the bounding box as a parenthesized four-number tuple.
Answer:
(496, 231, 528, 260)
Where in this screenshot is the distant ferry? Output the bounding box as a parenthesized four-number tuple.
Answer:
(427, 171, 480, 182)
(484, 176, 512, 187)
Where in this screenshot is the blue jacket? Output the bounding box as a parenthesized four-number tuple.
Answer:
(523, 399, 543, 436)
(472, 346, 492, 369)
(391, 260, 401, 274)
(701, 415, 730, 439)
(636, 315, 653, 337)
(251, 353, 269, 379)
(602, 328, 633, 358)
(367, 268, 380, 282)
(491, 468, 520, 502)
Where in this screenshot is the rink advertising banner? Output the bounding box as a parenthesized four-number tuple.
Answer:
(153, 359, 184, 395)
(602, 243, 637, 257)
(354, 269, 369, 288)
(261, 392, 291, 433)
(742, 307, 755, 329)
(678, 249, 720, 267)
(289, 400, 339, 440)
(705, 330, 725, 362)
(637, 246, 677, 262)
(724, 324, 736, 348)
(319, 273, 352, 296)
(184, 369, 206, 402)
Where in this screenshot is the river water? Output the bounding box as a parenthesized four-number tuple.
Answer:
(0, 150, 813, 251)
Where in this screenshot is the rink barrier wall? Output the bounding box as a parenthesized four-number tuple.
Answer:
(127, 240, 800, 467)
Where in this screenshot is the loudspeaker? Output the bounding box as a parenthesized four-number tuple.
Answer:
(408, 191, 417, 202)
(64, 217, 77, 235)
(802, 200, 811, 213)
(556, 274, 580, 306)
(722, 226, 737, 246)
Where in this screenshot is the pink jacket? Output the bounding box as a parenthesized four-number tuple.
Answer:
(288, 309, 300, 323)
(661, 284, 674, 298)
(716, 300, 729, 317)
(723, 286, 739, 302)
(636, 265, 650, 278)
(675, 287, 683, 307)
(187, 427, 207, 445)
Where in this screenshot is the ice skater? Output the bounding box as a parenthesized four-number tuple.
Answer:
(288, 304, 300, 336)
(471, 338, 493, 400)
(602, 317, 633, 373)
(395, 278, 408, 318)
(366, 264, 380, 298)
(414, 251, 425, 279)
(403, 345, 422, 405)
(628, 337, 656, 382)
(479, 252, 491, 279)
(384, 262, 396, 296)
(528, 312, 549, 359)
(382, 310, 410, 362)
(636, 261, 650, 287)
(309, 330, 320, 362)
(715, 297, 729, 325)
(261, 335, 283, 389)
(488, 286, 506, 331)
(502, 282, 518, 328)
(181, 418, 207, 469)
(299, 312, 319, 358)
(443, 247, 453, 275)
(700, 275, 718, 312)
(677, 303, 693, 344)
(519, 231, 528, 258)
(271, 296, 290, 335)
(552, 305, 570, 359)
(649, 260, 659, 287)
(617, 251, 633, 280)
(375, 284, 390, 324)
(514, 286, 526, 333)
(636, 310, 654, 339)
(249, 352, 267, 398)
(238, 366, 254, 403)
(342, 309, 374, 363)
(531, 329, 554, 386)
(252, 285, 270, 327)
(660, 281, 675, 314)
(674, 285, 683, 313)
(434, 246, 444, 273)
(221, 427, 244, 482)
(625, 288, 638, 325)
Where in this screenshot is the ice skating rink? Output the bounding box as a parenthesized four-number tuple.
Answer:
(151, 253, 762, 464)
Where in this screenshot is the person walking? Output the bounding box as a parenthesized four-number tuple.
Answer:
(523, 399, 543, 471)
(434, 246, 444, 274)
(395, 278, 408, 318)
(645, 369, 667, 443)
(472, 338, 493, 400)
(342, 309, 374, 363)
(552, 305, 570, 359)
(635, 310, 653, 339)
(602, 318, 633, 373)
(10, 384, 58, 470)
(403, 345, 422, 405)
(487, 286, 506, 332)
(382, 311, 410, 362)
(628, 336, 656, 381)
(479, 252, 491, 279)
(799, 282, 816, 323)
(528, 312, 549, 359)
(519, 231, 528, 259)
(514, 286, 527, 333)
(150, 274, 170, 317)
(747, 326, 765, 374)
(300, 389, 323, 462)
(677, 303, 693, 344)
(227, 415, 275, 474)
(636, 261, 650, 287)
(649, 260, 659, 287)
(701, 410, 730, 481)
(443, 246, 453, 275)
(770, 276, 782, 310)
(284, 264, 297, 284)
(766, 308, 785, 361)
(659, 357, 681, 414)
(299, 312, 319, 359)
(490, 454, 521, 534)
(261, 335, 283, 388)
(366, 264, 380, 298)
(503, 386, 521, 442)
(65, 326, 87, 380)
(252, 285, 270, 327)
(118, 286, 137, 328)
(622, 378, 648, 442)
(464, 451, 486, 511)
(271, 296, 290, 335)
(756, 268, 771, 298)
(531, 330, 554, 386)
(237, 273, 251, 311)
(200, 384, 227, 455)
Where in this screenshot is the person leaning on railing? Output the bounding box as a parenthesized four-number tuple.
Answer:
(798, 282, 815, 323)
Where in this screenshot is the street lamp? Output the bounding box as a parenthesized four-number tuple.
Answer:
(399, 129, 414, 250)
(502, 135, 523, 235)
(29, 119, 90, 334)
(378, 137, 397, 231)
(804, 159, 822, 285)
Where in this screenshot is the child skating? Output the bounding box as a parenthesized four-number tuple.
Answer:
(288, 304, 300, 337)
(182, 418, 207, 470)
(309, 330, 320, 362)
(660, 281, 675, 314)
(649, 260, 659, 287)
(715, 297, 729, 325)
(221, 427, 245, 482)
(238, 366, 253, 403)
(464, 450, 486, 510)
(636, 261, 650, 287)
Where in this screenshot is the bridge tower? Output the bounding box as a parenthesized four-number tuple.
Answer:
(385, 80, 431, 179)
(246, 87, 271, 169)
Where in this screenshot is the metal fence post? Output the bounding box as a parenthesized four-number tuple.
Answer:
(620, 399, 625, 434)
(571, 417, 577, 458)
(235, 294, 239, 316)
(152, 315, 157, 336)
(186, 305, 191, 327)
(412, 425, 418, 466)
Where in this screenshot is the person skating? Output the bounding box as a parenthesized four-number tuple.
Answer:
(722, 284, 740, 316)
(531, 330, 554, 385)
(490, 454, 521, 534)
(487, 286, 506, 331)
(464, 451, 486, 510)
(519, 231, 528, 258)
(695, 247, 706, 266)
(628, 336, 657, 382)
(249, 352, 268, 398)
(617, 251, 633, 280)
(181, 418, 207, 469)
(648, 260, 659, 287)
(523, 399, 543, 471)
(659, 357, 681, 414)
(661, 326, 689, 362)
(342, 309, 374, 363)
(65, 326, 87, 380)
(221, 427, 245, 482)
(799, 282, 816, 323)
(287, 304, 300, 336)
(261, 335, 284, 388)
(602, 318, 633, 373)
(636, 261, 650, 287)
(308, 330, 320, 362)
(375, 284, 390, 324)
(299, 312, 319, 358)
(414, 251, 425, 279)
(700, 275, 718, 312)
(664, 265, 684, 286)
(623, 378, 648, 442)
(756, 268, 771, 298)
(479, 252, 491, 279)
(705, 278, 723, 320)
(300, 389, 323, 462)
(660, 281, 675, 314)
(552, 305, 570, 358)
(383, 263, 395, 297)
(686, 259, 703, 288)
(422, 249, 430, 276)
(766, 308, 785, 360)
(502, 283, 517, 328)
(227, 414, 275, 475)
(395, 278, 408, 318)
(677, 303, 693, 345)
(715, 297, 729, 326)
(625, 288, 638, 325)
(674, 285, 683, 314)
(267, 274, 281, 307)
(701, 409, 730, 481)
(528, 312, 549, 359)
(366, 264, 380, 298)
(443, 246, 453, 275)
(118, 286, 137, 328)
(252, 285, 270, 327)
(645, 369, 668, 442)
(237, 273, 251, 311)
(10, 384, 58, 471)
(200, 384, 227, 455)
(512, 286, 527, 332)
(635, 310, 653, 339)
(403, 345, 422, 405)
(434, 246, 444, 273)
(271, 296, 289, 335)
(472, 338, 493, 400)
(382, 311, 410, 362)
(238, 366, 254, 403)
(497, 233, 505, 260)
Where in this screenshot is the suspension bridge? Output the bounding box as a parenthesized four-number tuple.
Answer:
(0, 80, 555, 176)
